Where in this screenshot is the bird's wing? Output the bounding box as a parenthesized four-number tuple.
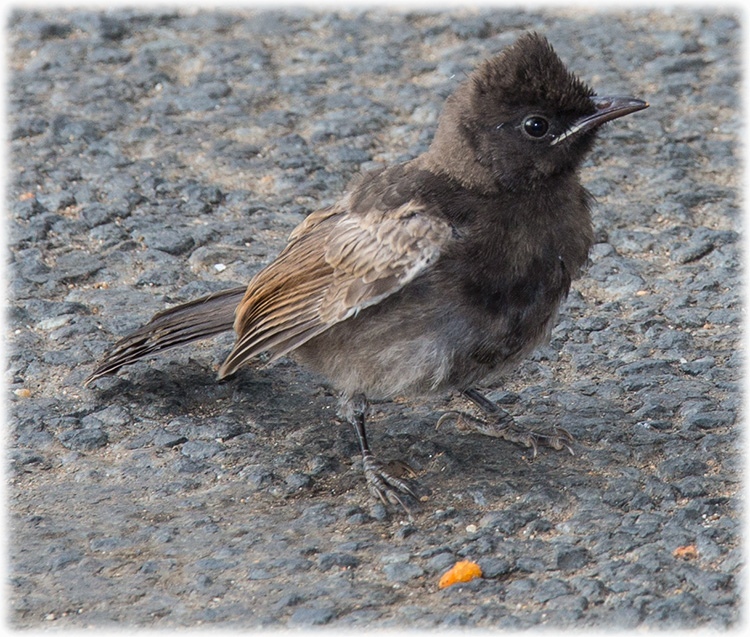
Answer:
(218, 196, 453, 377)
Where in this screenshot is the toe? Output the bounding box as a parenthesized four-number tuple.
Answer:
(362, 455, 417, 513)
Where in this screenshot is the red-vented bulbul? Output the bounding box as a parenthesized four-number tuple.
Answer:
(86, 33, 648, 511)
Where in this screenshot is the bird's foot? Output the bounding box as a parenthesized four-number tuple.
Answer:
(436, 409, 575, 457)
(361, 451, 418, 514)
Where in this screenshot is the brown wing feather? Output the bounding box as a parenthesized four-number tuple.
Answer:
(217, 198, 452, 378)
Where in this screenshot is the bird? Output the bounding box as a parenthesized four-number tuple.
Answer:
(85, 33, 648, 511)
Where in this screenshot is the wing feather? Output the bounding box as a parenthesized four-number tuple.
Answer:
(218, 198, 453, 378)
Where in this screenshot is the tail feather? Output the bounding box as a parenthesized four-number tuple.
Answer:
(85, 286, 246, 385)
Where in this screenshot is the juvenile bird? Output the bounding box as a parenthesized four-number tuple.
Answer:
(86, 33, 648, 510)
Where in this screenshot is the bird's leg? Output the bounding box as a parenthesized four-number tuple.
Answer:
(437, 388, 575, 456)
(338, 393, 417, 512)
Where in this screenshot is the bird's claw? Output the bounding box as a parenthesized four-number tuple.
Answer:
(437, 409, 576, 456)
(362, 453, 417, 515)
(491, 421, 576, 457)
(436, 410, 461, 430)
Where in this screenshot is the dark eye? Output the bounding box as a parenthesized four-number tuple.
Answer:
(523, 116, 549, 138)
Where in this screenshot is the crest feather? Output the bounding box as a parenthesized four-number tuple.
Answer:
(471, 33, 595, 115)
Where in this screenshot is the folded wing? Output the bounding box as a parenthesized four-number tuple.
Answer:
(218, 197, 453, 378)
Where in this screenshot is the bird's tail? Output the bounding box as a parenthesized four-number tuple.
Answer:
(84, 286, 246, 386)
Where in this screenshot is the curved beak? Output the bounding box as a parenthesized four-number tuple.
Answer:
(551, 95, 649, 146)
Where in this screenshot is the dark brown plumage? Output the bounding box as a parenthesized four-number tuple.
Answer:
(86, 33, 648, 511)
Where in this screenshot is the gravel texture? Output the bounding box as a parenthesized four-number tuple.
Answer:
(7, 7, 741, 629)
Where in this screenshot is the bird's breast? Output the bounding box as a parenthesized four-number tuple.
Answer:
(452, 238, 571, 316)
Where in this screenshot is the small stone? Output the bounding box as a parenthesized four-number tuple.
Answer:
(427, 552, 456, 573)
(247, 569, 275, 581)
(51, 251, 104, 282)
(58, 428, 109, 451)
(516, 557, 547, 573)
(479, 509, 537, 535)
(13, 196, 46, 219)
(139, 560, 160, 574)
(89, 536, 131, 553)
(346, 513, 369, 525)
(139, 229, 195, 255)
(674, 476, 709, 497)
(573, 577, 610, 603)
(288, 607, 335, 627)
(181, 440, 224, 460)
(658, 458, 709, 481)
(239, 464, 274, 490)
(36, 315, 74, 331)
(80, 203, 122, 228)
(556, 546, 591, 571)
(505, 577, 536, 601)
(153, 429, 188, 448)
(316, 552, 360, 571)
(534, 578, 573, 603)
(87, 405, 131, 426)
(285, 472, 313, 490)
(394, 524, 417, 540)
(383, 562, 424, 583)
(683, 411, 734, 431)
(477, 557, 513, 579)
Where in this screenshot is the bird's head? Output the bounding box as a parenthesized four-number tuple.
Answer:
(429, 33, 648, 191)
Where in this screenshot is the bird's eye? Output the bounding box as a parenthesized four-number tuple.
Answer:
(523, 116, 550, 139)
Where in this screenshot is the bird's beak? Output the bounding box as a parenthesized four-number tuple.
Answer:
(551, 95, 649, 146)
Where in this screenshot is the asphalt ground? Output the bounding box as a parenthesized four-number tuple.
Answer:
(6, 6, 741, 629)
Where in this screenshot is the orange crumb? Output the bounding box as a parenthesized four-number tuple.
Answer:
(673, 545, 698, 560)
(438, 560, 482, 589)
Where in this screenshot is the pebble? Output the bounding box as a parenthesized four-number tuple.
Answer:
(555, 546, 591, 571)
(139, 229, 195, 255)
(316, 552, 360, 571)
(383, 562, 425, 583)
(58, 428, 109, 451)
(426, 552, 456, 574)
(477, 557, 513, 579)
(180, 440, 225, 461)
(288, 607, 335, 627)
